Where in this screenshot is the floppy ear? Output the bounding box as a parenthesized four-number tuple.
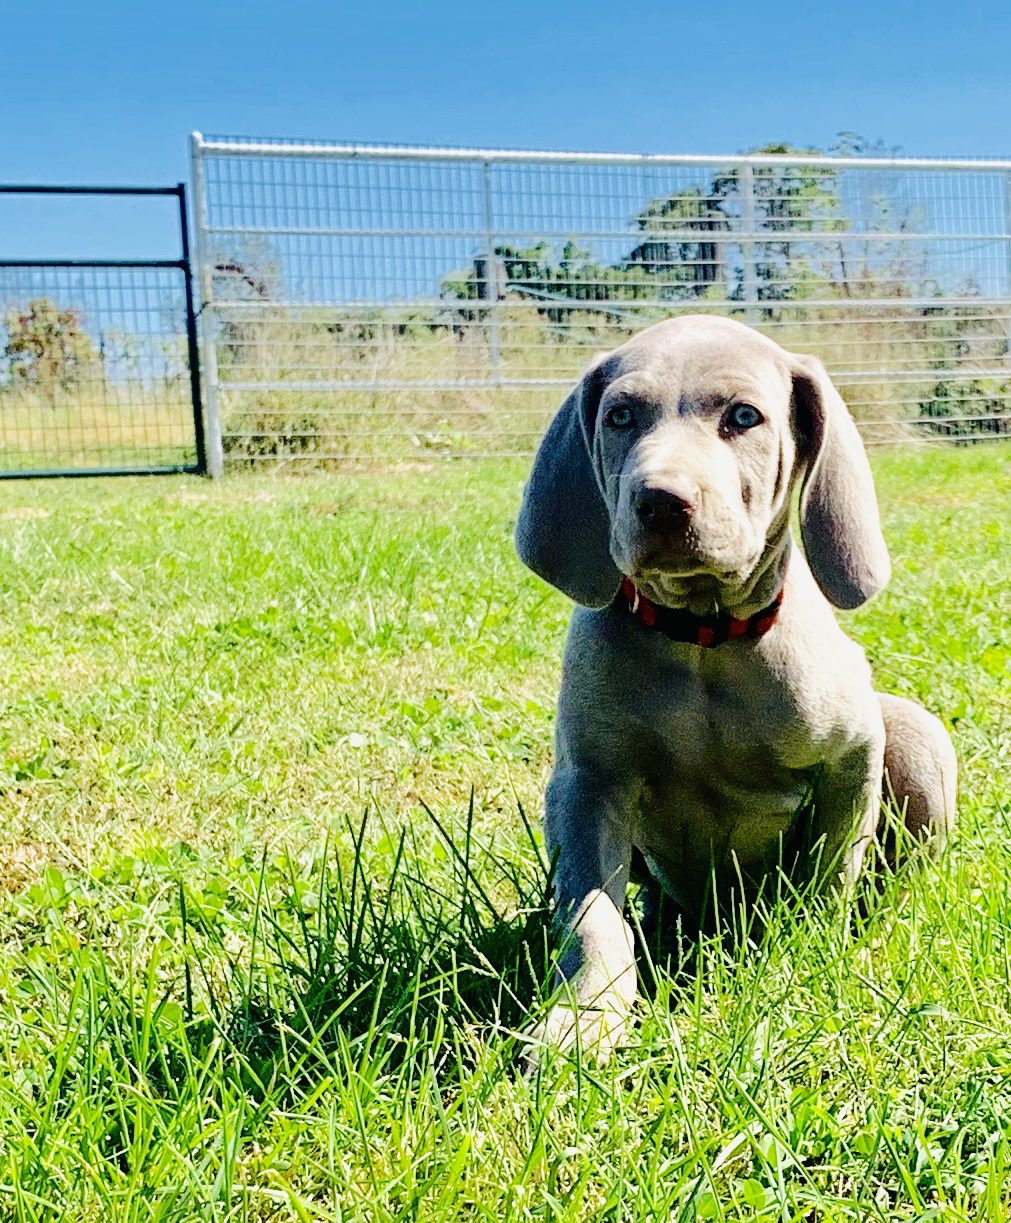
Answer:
(791, 354, 890, 609)
(515, 355, 621, 607)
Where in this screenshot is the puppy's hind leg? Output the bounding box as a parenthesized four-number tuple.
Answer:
(876, 693, 957, 871)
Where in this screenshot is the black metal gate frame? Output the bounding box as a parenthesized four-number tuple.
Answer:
(0, 183, 206, 478)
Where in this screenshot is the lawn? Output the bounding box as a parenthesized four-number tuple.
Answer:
(0, 446, 1008, 1220)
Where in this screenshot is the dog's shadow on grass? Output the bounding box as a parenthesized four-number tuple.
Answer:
(192, 802, 564, 1088)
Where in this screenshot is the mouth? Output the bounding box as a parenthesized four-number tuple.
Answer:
(627, 534, 738, 581)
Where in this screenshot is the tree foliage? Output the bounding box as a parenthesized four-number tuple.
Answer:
(624, 185, 728, 295)
(3, 298, 99, 406)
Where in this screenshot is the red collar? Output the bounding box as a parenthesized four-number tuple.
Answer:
(618, 577, 783, 648)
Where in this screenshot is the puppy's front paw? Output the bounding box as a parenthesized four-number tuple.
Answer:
(523, 1001, 629, 1072)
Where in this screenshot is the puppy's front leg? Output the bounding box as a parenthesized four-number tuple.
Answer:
(531, 768, 637, 1064)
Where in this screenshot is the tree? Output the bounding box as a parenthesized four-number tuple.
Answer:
(3, 298, 99, 407)
(704, 143, 844, 307)
(624, 185, 729, 296)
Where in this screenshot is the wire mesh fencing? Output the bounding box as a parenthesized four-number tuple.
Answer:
(0, 264, 202, 475)
(0, 185, 205, 478)
(191, 136, 1011, 466)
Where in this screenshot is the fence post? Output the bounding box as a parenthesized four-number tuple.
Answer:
(175, 182, 208, 476)
(482, 160, 501, 379)
(740, 161, 759, 324)
(1004, 173, 1011, 368)
(188, 132, 225, 477)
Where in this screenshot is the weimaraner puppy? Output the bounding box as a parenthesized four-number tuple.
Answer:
(516, 314, 956, 1060)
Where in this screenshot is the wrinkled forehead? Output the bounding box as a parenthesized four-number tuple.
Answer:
(601, 319, 793, 408)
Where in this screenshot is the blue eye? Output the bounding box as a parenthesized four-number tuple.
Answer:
(605, 404, 635, 429)
(727, 403, 763, 431)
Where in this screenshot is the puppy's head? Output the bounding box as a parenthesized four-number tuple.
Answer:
(516, 315, 889, 612)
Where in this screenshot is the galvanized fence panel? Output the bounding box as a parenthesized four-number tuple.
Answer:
(191, 136, 1011, 466)
(0, 186, 205, 478)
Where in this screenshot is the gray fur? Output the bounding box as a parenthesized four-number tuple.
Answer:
(793, 354, 891, 609)
(516, 315, 957, 1063)
(515, 354, 620, 607)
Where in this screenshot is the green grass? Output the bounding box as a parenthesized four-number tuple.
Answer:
(0, 446, 1008, 1220)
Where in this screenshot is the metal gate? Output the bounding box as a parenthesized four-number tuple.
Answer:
(191, 135, 1011, 465)
(0, 184, 206, 478)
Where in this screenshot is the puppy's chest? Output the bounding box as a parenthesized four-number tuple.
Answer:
(594, 658, 830, 901)
(619, 664, 817, 832)
(627, 663, 808, 770)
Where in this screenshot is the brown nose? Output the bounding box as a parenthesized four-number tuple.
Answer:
(635, 485, 697, 530)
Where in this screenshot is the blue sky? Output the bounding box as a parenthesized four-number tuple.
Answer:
(3, 0, 1010, 258)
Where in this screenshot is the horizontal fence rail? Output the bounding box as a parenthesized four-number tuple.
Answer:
(192, 134, 1011, 465)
